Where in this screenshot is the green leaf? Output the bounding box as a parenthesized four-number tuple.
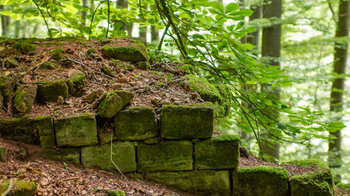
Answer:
(229, 9, 254, 17)
(225, 3, 239, 14)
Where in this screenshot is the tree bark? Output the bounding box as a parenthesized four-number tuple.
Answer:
(0, 5, 10, 36)
(261, 0, 282, 160)
(247, 2, 262, 48)
(328, 0, 350, 169)
(82, 0, 88, 26)
(117, 0, 133, 36)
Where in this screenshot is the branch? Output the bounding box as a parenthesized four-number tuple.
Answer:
(327, 0, 337, 23)
(1, 178, 13, 196)
(32, 0, 52, 38)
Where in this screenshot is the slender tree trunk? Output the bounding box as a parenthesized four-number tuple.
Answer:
(14, 20, 20, 38)
(0, 5, 10, 36)
(90, 0, 94, 10)
(328, 0, 350, 169)
(117, 0, 133, 36)
(82, 0, 88, 26)
(261, 0, 282, 160)
(150, 5, 159, 42)
(247, 2, 262, 48)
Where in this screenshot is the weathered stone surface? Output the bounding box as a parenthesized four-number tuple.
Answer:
(161, 105, 213, 139)
(13, 84, 37, 113)
(42, 148, 81, 164)
(55, 113, 98, 147)
(86, 89, 105, 103)
(81, 142, 136, 172)
(195, 135, 240, 169)
(37, 116, 55, 148)
(6, 57, 20, 68)
(98, 90, 133, 118)
(137, 141, 193, 172)
(0, 180, 37, 196)
(67, 69, 87, 94)
(0, 146, 7, 161)
(97, 128, 115, 145)
(232, 166, 290, 196)
(290, 168, 334, 196)
(0, 116, 53, 145)
(36, 80, 69, 103)
(0, 93, 3, 110)
(0, 75, 15, 107)
(146, 170, 231, 196)
(102, 44, 149, 62)
(114, 107, 157, 140)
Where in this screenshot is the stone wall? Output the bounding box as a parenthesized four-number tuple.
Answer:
(0, 105, 334, 196)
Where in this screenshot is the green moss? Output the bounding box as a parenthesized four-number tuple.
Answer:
(187, 75, 221, 103)
(0, 75, 14, 105)
(36, 80, 69, 103)
(107, 190, 125, 196)
(233, 166, 290, 196)
(287, 159, 328, 169)
(290, 168, 334, 196)
(15, 41, 35, 55)
(69, 70, 87, 89)
(98, 90, 133, 118)
(50, 47, 65, 61)
(213, 134, 240, 141)
(0, 146, 6, 161)
(42, 148, 81, 164)
(85, 48, 97, 56)
(13, 84, 37, 113)
(102, 44, 149, 62)
(7, 57, 20, 68)
(102, 64, 114, 76)
(0, 180, 37, 196)
(179, 64, 194, 74)
(40, 61, 54, 69)
(337, 183, 350, 191)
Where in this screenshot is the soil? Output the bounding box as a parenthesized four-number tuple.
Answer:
(0, 38, 201, 120)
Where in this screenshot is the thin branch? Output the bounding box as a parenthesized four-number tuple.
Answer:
(158, 23, 170, 50)
(32, 0, 52, 38)
(327, 0, 338, 23)
(1, 178, 13, 196)
(106, 0, 110, 38)
(89, 0, 104, 40)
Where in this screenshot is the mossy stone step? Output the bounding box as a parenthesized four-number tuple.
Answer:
(232, 166, 290, 196)
(36, 80, 69, 103)
(137, 141, 193, 172)
(114, 107, 157, 140)
(0, 180, 37, 196)
(146, 170, 231, 196)
(161, 105, 213, 139)
(54, 113, 98, 147)
(42, 148, 81, 165)
(81, 142, 136, 172)
(195, 135, 240, 169)
(13, 84, 37, 113)
(0, 116, 53, 145)
(290, 168, 334, 196)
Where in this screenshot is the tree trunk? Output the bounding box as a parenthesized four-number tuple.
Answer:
(0, 5, 10, 36)
(117, 0, 133, 36)
(328, 0, 350, 169)
(247, 2, 262, 48)
(261, 0, 282, 160)
(82, 0, 88, 26)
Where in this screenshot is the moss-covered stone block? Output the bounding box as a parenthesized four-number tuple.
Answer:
(42, 148, 81, 165)
(13, 84, 37, 113)
(161, 105, 213, 139)
(51, 47, 65, 61)
(67, 69, 87, 94)
(146, 170, 231, 196)
(15, 41, 35, 55)
(36, 80, 69, 103)
(290, 168, 334, 196)
(0, 116, 53, 145)
(107, 190, 125, 196)
(195, 135, 240, 169)
(232, 166, 290, 196)
(102, 44, 149, 62)
(98, 128, 115, 145)
(0, 75, 15, 107)
(55, 113, 98, 147)
(0, 93, 3, 111)
(137, 141, 193, 172)
(81, 142, 136, 172)
(287, 159, 328, 168)
(0, 146, 7, 161)
(114, 107, 157, 140)
(37, 116, 55, 149)
(0, 180, 37, 196)
(98, 90, 133, 118)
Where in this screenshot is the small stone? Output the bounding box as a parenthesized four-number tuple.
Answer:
(135, 61, 150, 70)
(86, 89, 106, 103)
(0, 146, 7, 161)
(102, 44, 149, 62)
(56, 96, 64, 104)
(13, 84, 37, 113)
(98, 90, 133, 118)
(67, 69, 87, 95)
(36, 80, 69, 103)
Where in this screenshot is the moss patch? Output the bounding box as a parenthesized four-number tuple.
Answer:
(15, 41, 35, 55)
(102, 44, 149, 62)
(13, 84, 37, 114)
(287, 159, 328, 169)
(0, 180, 37, 196)
(50, 47, 65, 61)
(98, 90, 133, 118)
(42, 148, 81, 165)
(0, 75, 15, 107)
(36, 80, 69, 103)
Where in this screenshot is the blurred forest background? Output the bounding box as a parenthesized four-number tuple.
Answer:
(1, 0, 350, 182)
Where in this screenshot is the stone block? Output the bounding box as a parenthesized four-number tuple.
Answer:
(36, 80, 69, 103)
(290, 168, 334, 196)
(55, 113, 98, 147)
(0, 180, 37, 196)
(102, 44, 149, 62)
(161, 105, 213, 139)
(137, 141, 193, 172)
(0, 75, 14, 107)
(114, 107, 157, 140)
(0, 116, 53, 145)
(146, 170, 231, 196)
(195, 135, 240, 169)
(42, 148, 81, 165)
(98, 90, 133, 118)
(81, 142, 136, 172)
(232, 166, 290, 196)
